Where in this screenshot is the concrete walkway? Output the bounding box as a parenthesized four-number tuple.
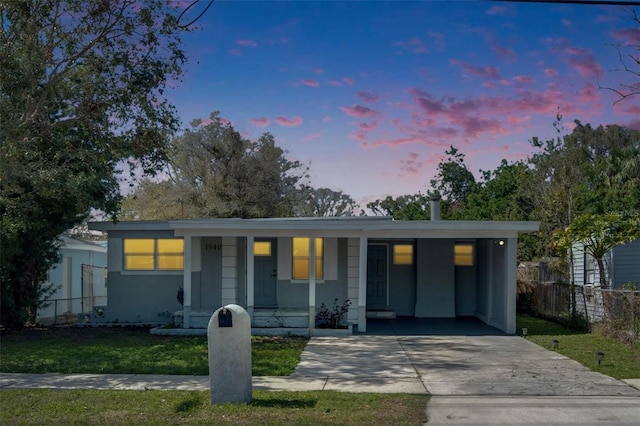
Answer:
(2, 318, 640, 424)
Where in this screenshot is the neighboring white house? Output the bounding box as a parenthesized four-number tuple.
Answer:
(570, 239, 640, 289)
(37, 236, 107, 325)
(89, 208, 538, 334)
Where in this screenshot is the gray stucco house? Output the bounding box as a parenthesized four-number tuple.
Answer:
(89, 210, 538, 334)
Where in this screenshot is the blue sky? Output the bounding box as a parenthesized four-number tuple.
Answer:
(167, 0, 640, 205)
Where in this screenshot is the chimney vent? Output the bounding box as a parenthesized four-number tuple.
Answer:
(429, 193, 441, 221)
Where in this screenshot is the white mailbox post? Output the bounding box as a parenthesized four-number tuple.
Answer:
(207, 304, 252, 404)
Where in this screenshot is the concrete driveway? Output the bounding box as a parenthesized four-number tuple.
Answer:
(292, 318, 640, 423)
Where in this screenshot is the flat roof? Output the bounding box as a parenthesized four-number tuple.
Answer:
(89, 217, 539, 239)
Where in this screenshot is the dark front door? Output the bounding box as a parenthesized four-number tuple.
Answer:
(367, 244, 388, 309)
(254, 238, 277, 307)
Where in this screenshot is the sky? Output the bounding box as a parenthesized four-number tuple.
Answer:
(166, 0, 640, 206)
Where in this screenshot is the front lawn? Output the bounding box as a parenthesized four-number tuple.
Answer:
(0, 326, 307, 376)
(516, 315, 640, 379)
(0, 389, 429, 425)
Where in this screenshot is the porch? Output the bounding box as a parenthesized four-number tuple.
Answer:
(167, 308, 353, 337)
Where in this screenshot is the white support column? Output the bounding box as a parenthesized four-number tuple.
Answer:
(358, 236, 368, 333)
(246, 236, 255, 319)
(505, 237, 518, 334)
(183, 235, 192, 329)
(308, 237, 316, 336)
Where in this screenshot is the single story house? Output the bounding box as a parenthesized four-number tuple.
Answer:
(89, 207, 538, 334)
(38, 236, 107, 324)
(571, 239, 640, 289)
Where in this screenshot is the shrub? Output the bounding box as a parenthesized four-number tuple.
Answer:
(315, 299, 351, 329)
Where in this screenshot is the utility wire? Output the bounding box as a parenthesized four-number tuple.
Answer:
(178, 0, 215, 29)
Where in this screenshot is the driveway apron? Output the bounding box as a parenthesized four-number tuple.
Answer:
(292, 318, 640, 397)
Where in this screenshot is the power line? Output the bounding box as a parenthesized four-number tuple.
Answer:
(178, 0, 215, 29)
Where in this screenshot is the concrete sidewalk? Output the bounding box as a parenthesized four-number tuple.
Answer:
(0, 372, 422, 393)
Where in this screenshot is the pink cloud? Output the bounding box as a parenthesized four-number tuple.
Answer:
(343, 77, 354, 86)
(322, 115, 331, 122)
(486, 5, 508, 16)
(562, 19, 572, 28)
(400, 152, 424, 174)
(339, 104, 381, 118)
(250, 117, 270, 127)
(563, 46, 603, 78)
(301, 79, 320, 87)
(545, 68, 558, 78)
(512, 75, 532, 84)
(450, 59, 503, 80)
(237, 39, 257, 47)
(228, 49, 242, 56)
(275, 116, 303, 127)
(357, 91, 380, 104)
(303, 133, 322, 141)
(395, 37, 429, 54)
(328, 80, 343, 86)
(611, 28, 640, 45)
(313, 68, 324, 74)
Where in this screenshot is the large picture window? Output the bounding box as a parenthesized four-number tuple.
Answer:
(124, 238, 184, 271)
(292, 237, 323, 280)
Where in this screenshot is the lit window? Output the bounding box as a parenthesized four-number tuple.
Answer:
(124, 239, 155, 270)
(124, 239, 184, 271)
(454, 243, 474, 266)
(394, 244, 413, 265)
(157, 239, 184, 270)
(254, 241, 272, 256)
(292, 237, 323, 280)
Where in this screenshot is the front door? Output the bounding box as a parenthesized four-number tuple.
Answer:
(367, 244, 388, 309)
(254, 238, 277, 307)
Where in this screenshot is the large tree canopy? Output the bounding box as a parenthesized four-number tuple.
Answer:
(0, 0, 188, 326)
(122, 113, 311, 220)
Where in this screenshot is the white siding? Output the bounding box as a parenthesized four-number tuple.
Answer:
(347, 238, 360, 323)
(221, 237, 237, 304)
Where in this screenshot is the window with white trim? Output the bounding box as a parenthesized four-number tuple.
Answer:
(292, 237, 323, 280)
(123, 238, 184, 271)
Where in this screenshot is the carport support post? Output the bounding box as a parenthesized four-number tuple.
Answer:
(183, 235, 192, 329)
(358, 236, 367, 333)
(505, 237, 517, 334)
(308, 237, 316, 335)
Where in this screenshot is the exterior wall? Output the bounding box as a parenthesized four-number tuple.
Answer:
(40, 243, 107, 321)
(612, 239, 640, 288)
(104, 230, 183, 324)
(272, 237, 348, 311)
(236, 237, 247, 308)
(490, 240, 507, 330)
(455, 263, 476, 316)
(415, 239, 455, 317)
(221, 237, 237, 305)
(347, 238, 360, 324)
(368, 239, 416, 316)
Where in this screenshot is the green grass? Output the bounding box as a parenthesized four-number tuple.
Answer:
(517, 315, 640, 380)
(0, 327, 307, 376)
(0, 389, 428, 425)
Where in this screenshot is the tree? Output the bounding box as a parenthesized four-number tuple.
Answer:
(296, 187, 359, 217)
(122, 113, 310, 220)
(600, 9, 640, 103)
(429, 146, 476, 218)
(1, 0, 188, 326)
(554, 213, 640, 289)
(367, 193, 430, 220)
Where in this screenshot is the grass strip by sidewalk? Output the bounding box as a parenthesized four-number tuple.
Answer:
(0, 389, 428, 426)
(0, 327, 307, 376)
(516, 315, 640, 380)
